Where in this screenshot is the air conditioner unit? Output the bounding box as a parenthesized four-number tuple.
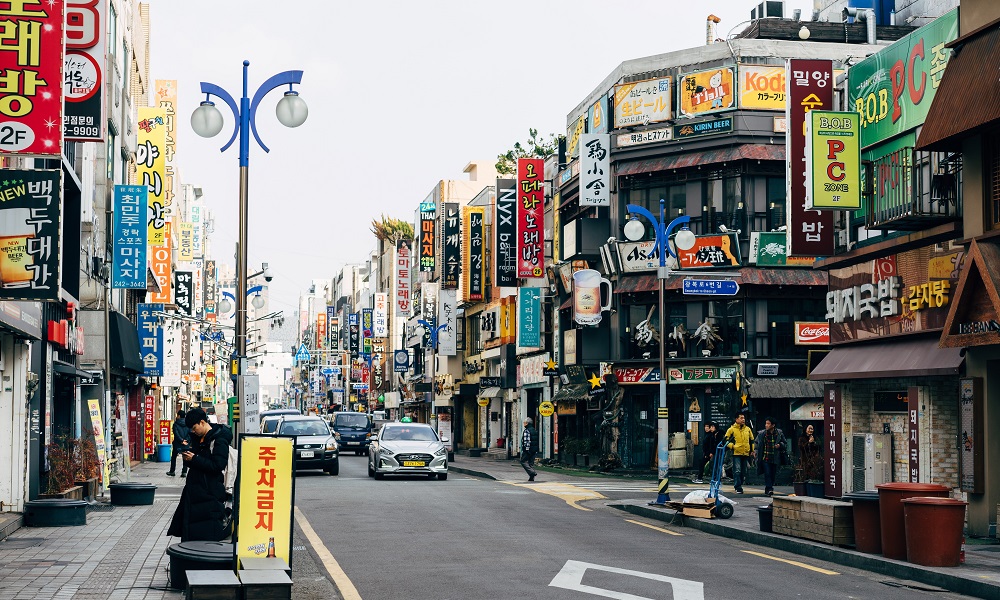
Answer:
(852, 433, 892, 491)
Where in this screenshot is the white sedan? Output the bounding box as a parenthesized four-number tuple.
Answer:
(368, 423, 448, 480)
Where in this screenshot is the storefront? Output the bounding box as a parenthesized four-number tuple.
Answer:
(0, 301, 42, 508)
(518, 353, 554, 459)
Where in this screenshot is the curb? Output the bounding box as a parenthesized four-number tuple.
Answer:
(449, 465, 497, 481)
(609, 502, 999, 600)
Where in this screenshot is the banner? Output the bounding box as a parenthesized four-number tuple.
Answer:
(143, 394, 154, 455)
(112, 185, 148, 288)
(137, 303, 164, 377)
(326, 305, 337, 350)
(316, 312, 326, 351)
(181, 323, 190, 374)
(86, 399, 109, 485)
(373, 293, 388, 338)
(153, 80, 178, 208)
(162, 320, 181, 388)
(149, 229, 172, 304)
(0, 0, 64, 155)
(494, 179, 517, 287)
(138, 107, 168, 247)
(516, 158, 544, 278)
(395, 239, 411, 316)
(613, 77, 671, 128)
(419, 201, 435, 272)
(236, 435, 294, 568)
(178, 222, 194, 261)
(738, 64, 786, 110)
(349, 312, 359, 355)
(174, 271, 192, 316)
(438, 288, 457, 357)
(517, 287, 541, 348)
(442, 202, 460, 288)
(806, 111, 861, 210)
(679, 67, 735, 117)
(0, 169, 62, 300)
(462, 206, 484, 301)
(190, 204, 203, 257)
(64, 0, 105, 142)
(579, 134, 610, 207)
(786, 59, 835, 257)
(204, 259, 217, 314)
(588, 95, 609, 133)
(362, 308, 373, 356)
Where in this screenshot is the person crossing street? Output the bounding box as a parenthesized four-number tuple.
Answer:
(520, 418, 539, 482)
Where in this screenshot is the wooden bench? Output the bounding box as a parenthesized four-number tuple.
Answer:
(772, 496, 854, 545)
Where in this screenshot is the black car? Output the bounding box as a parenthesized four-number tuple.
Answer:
(329, 412, 374, 455)
(275, 415, 339, 475)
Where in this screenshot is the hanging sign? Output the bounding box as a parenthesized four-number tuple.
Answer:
(516, 158, 544, 278)
(419, 200, 435, 272)
(579, 134, 610, 207)
(805, 110, 861, 210)
(137, 303, 164, 377)
(495, 179, 517, 287)
(0, 169, 63, 300)
(64, 0, 105, 142)
(395, 239, 411, 316)
(462, 206, 484, 301)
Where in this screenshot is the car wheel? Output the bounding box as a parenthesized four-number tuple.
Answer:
(374, 470, 385, 480)
(367, 461, 375, 477)
(437, 473, 448, 481)
(326, 459, 339, 476)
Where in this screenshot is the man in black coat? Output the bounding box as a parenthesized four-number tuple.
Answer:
(520, 417, 540, 482)
(167, 408, 232, 542)
(167, 410, 189, 477)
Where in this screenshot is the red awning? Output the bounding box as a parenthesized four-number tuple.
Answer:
(615, 268, 826, 294)
(616, 144, 785, 176)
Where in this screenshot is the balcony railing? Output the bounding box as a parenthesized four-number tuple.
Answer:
(864, 148, 961, 231)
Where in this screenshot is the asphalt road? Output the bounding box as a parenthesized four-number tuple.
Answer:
(291, 455, 973, 600)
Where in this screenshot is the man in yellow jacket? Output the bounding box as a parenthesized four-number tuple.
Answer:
(724, 412, 754, 494)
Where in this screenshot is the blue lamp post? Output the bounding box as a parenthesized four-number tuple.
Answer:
(191, 61, 307, 420)
(624, 199, 696, 504)
(417, 319, 448, 416)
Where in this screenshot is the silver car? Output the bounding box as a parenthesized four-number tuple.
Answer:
(368, 423, 448, 480)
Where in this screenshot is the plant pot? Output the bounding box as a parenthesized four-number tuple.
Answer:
(806, 481, 825, 498)
(39, 485, 83, 501)
(793, 482, 808, 496)
(75, 478, 98, 499)
(468, 448, 482, 458)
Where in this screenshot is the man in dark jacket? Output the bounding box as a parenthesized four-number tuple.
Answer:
(754, 417, 787, 497)
(167, 408, 232, 542)
(167, 410, 189, 477)
(520, 417, 540, 482)
(694, 421, 719, 484)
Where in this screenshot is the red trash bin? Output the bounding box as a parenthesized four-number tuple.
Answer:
(844, 491, 881, 554)
(902, 497, 968, 567)
(876, 482, 950, 560)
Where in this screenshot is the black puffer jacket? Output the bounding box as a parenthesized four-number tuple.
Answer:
(167, 423, 232, 541)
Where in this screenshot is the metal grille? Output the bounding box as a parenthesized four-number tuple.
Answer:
(988, 134, 1000, 229)
(852, 434, 866, 492)
(396, 454, 432, 463)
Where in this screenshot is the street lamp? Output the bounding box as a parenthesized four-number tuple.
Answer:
(191, 60, 306, 424)
(417, 319, 448, 419)
(625, 199, 696, 505)
(219, 286, 267, 314)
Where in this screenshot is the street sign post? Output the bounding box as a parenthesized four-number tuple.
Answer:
(682, 279, 740, 296)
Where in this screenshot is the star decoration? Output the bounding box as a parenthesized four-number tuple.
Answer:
(43, 118, 58, 130)
(588, 372, 603, 389)
(545, 360, 557, 371)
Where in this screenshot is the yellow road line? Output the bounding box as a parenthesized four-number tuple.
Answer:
(501, 480, 603, 511)
(295, 506, 363, 600)
(742, 550, 839, 575)
(625, 518, 684, 536)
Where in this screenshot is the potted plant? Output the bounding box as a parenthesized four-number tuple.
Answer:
(792, 467, 808, 497)
(42, 436, 99, 500)
(73, 438, 101, 499)
(806, 479, 825, 498)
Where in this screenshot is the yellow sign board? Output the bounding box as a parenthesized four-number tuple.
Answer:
(138, 107, 168, 247)
(738, 65, 786, 110)
(86, 400, 110, 488)
(678, 67, 735, 117)
(805, 110, 861, 210)
(236, 436, 294, 568)
(539, 401, 555, 417)
(477, 397, 489, 407)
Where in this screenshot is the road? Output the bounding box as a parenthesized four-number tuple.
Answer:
(291, 455, 972, 600)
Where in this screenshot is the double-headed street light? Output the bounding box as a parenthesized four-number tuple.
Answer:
(624, 199, 696, 504)
(191, 61, 306, 428)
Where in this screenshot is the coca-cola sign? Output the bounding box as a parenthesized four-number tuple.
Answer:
(795, 321, 830, 345)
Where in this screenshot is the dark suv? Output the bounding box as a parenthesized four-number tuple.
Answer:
(329, 412, 373, 455)
(275, 415, 339, 475)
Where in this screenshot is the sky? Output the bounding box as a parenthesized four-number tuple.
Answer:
(148, 0, 820, 315)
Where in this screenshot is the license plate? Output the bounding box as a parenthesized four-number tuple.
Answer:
(402, 461, 425, 467)
(300, 450, 314, 458)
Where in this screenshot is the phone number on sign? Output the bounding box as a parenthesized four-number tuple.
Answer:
(67, 126, 100, 137)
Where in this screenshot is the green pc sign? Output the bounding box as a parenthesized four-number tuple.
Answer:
(805, 111, 861, 210)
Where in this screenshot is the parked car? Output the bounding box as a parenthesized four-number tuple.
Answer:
(274, 415, 339, 475)
(260, 407, 301, 419)
(368, 422, 448, 480)
(260, 415, 282, 434)
(329, 411, 374, 455)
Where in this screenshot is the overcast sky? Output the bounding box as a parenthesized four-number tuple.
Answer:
(148, 0, 819, 315)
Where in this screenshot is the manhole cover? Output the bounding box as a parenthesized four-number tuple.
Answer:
(0, 538, 44, 550)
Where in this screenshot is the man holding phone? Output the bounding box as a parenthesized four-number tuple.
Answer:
(166, 408, 233, 542)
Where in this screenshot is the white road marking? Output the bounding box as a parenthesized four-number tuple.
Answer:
(295, 506, 363, 600)
(549, 560, 705, 600)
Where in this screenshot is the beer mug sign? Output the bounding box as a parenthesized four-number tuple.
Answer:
(573, 269, 612, 326)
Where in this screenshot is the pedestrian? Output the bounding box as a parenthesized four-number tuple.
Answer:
(166, 408, 233, 542)
(520, 417, 539, 482)
(798, 423, 821, 481)
(693, 421, 719, 484)
(724, 412, 754, 494)
(166, 410, 189, 477)
(754, 417, 787, 496)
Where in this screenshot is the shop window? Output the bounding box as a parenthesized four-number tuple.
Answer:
(765, 298, 824, 359)
(767, 177, 785, 230)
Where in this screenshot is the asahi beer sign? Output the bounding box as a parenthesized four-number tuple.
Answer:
(617, 240, 658, 272)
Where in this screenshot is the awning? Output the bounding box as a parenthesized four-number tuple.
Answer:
(53, 360, 96, 381)
(552, 383, 592, 403)
(615, 268, 827, 294)
(916, 19, 1000, 151)
(109, 311, 144, 373)
(478, 387, 502, 398)
(616, 144, 785, 176)
(745, 377, 824, 399)
(809, 337, 964, 380)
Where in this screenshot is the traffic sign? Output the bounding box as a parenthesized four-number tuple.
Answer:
(294, 344, 311, 362)
(682, 278, 739, 296)
(321, 367, 334, 375)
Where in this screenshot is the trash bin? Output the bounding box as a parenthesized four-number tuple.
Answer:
(757, 505, 773, 533)
(157, 443, 172, 462)
(844, 491, 881, 554)
(109, 482, 156, 505)
(903, 497, 968, 567)
(876, 482, 950, 560)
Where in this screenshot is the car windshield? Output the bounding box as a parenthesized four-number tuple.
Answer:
(334, 414, 370, 429)
(381, 426, 437, 442)
(280, 421, 330, 436)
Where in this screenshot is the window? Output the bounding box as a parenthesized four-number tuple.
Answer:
(767, 177, 785, 230)
(107, 3, 117, 59)
(107, 131, 116, 180)
(466, 313, 483, 355)
(987, 133, 1000, 230)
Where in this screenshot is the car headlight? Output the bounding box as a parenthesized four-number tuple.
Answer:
(379, 446, 394, 456)
(434, 446, 447, 457)
(326, 440, 338, 451)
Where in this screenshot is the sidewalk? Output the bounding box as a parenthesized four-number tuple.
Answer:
(450, 453, 1000, 600)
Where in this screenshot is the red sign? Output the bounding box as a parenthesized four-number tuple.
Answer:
(677, 234, 741, 269)
(908, 386, 919, 483)
(794, 321, 830, 345)
(823, 384, 842, 498)
(0, 0, 65, 155)
(613, 367, 658, 384)
(144, 394, 155, 455)
(517, 158, 545, 278)
(786, 59, 835, 256)
(159, 419, 171, 445)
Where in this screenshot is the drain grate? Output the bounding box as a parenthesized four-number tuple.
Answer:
(0, 537, 45, 550)
(881, 580, 948, 593)
(86, 502, 115, 512)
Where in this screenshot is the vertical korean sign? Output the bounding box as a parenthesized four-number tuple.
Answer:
(236, 435, 294, 568)
(0, 0, 64, 156)
(437, 288, 456, 357)
(143, 394, 154, 455)
(149, 228, 172, 304)
(362, 308, 372, 356)
(178, 222, 194, 261)
(154, 80, 177, 208)
(138, 107, 167, 247)
(64, 0, 104, 142)
(517, 287, 541, 347)
(786, 59, 835, 257)
(823, 384, 842, 498)
(462, 206, 484, 302)
(907, 386, 919, 483)
(419, 200, 435, 273)
(162, 321, 181, 388)
(373, 293, 388, 338)
(203, 259, 217, 318)
(495, 179, 517, 287)
(315, 312, 326, 352)
(394, 240, 411, 316)
(348, 312, 359, 356)
(517, 158, 544, 278)
(137, 303, 164, 377)
(326, 306, 338, 351)
(579, 134, 610, 207)
(112, 185, 147, 288)
(0, 169, 62, 300)
(174, 271, 192, 316)
(442, 202, 460, 288)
